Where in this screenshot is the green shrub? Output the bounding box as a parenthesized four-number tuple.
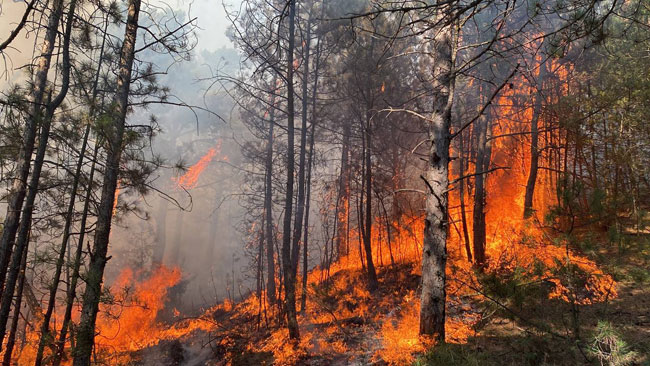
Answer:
(588, 321, 637, 366)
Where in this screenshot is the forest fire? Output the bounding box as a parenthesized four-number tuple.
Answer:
(9, 266, 222, 365)
(4, 55, 619, 366)
(0, 0, 647, 365)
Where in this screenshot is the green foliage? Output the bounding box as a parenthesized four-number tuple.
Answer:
(479, 267, 541, 309)
(588, 321, 637, 366)
(414, 344, 493, 366)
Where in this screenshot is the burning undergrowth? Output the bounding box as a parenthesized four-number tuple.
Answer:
(107, 211, 616, 366)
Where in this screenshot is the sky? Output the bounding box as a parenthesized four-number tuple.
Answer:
(0, 0, 247, 303)
(0, 0, 240, 85)
(161, 0, 241, 51)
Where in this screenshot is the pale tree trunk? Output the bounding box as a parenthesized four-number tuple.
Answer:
(0, 0, 65, 291)
(419, 17, 455, 341)
(73, 0, 141, 363)
(33, 1, 82, 362)
(523, 57, 548, 219)
(280, 0, 299, 340)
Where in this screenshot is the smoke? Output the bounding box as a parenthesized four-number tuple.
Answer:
(106, 45, 251, 313)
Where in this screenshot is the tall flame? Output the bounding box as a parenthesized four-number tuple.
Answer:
(173, 143, 221, 189)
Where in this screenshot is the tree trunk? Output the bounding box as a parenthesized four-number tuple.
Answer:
(472, 113, 488, 268)
(1, 242, 28, 366)
(33, 2, 83, 362)
(73, 1, 141, 363)
(53, 143, 100, 366)
(0, 0, 75, 343)
(280, 0, 299, 340)
(300, 122, 315, 314)
(419, 18, 455, 342)
(458, 128, 472, 262)
(523, 57, 548, 219)
(0, 0, 64, 292)
(265, 78, 278, 306)
(363, 111, 378, 291)
(290, 14, 312, 289)
(336, 122, 351, 258)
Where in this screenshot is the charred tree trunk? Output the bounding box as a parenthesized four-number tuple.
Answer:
(419, 18, 455, 341)
(265, 80, 277, 306)
(301, 31, 321, 312)
(300, 121, 315, 314)
(523, 58, 548, 219)
(0, 0, 64, 292)
(280, 0, 300, 340)
(472, 113, 489, 268)
(458, 128, 472, 262)
(73, 1, 141, 363)
(363, 111, 378, 291)
(291, 14, 312, 290)
(336, 123, 351, 257)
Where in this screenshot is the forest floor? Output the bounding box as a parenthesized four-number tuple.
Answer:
(416, 231, 650, 366)
(133, 226, 650, 366)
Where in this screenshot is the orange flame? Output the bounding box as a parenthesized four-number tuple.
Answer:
(173, 142, 221, 189)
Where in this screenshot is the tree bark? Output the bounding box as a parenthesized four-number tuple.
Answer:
(336, 122, 351, 258)
(0, 0, 64, 292)
(458, 128, 472, 262)
(472, 113, 489, 267)
(290, 14, 312, 288)
(73, 1, 141, 363)
(0, 0, 75, 345)
(362, 111, 378, 291)
(523, 58, 548, 219)
(419, 16, 455, 342)
(280, 0, 300, 340)
(265, 78, 278, 306)
(33, 1, 82, 362)
(300, 120, 315, 314)
(1, 241, 28, 366)
(53, 143, 100, 366)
